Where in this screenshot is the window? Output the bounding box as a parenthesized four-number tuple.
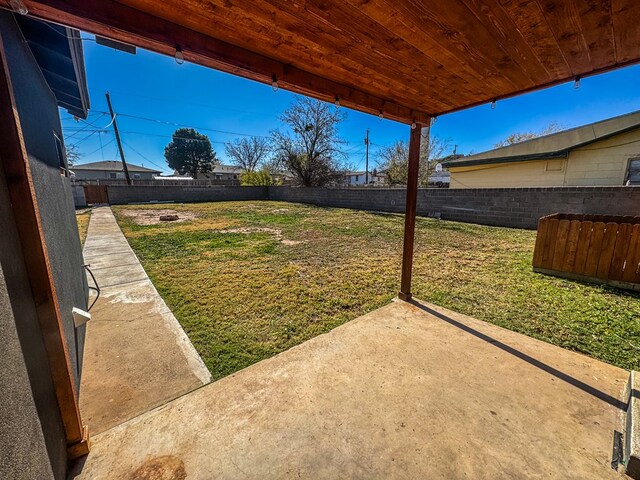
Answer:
(626, 158, 640, 185)
(109, 172, 117, 179)
(215, 174, 222, 180)
(544, 159, 564, 172)
(355, 175, 359, 181)
(133, 174, 141, 179)
(53, 132, 66, 174)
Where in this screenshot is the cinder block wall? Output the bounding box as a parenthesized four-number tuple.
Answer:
(104, 185, 640, 230)
(72, 185, 86, 208)
(268, 186, 640, 229)
(107, 185, 268, 204)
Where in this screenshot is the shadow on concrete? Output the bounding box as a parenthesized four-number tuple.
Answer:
(410, 300, 628, 411)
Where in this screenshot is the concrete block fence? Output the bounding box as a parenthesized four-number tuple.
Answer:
(106, 185, 268, 205)
(268, 186, 640, 229)
(99, 184, 639, 230)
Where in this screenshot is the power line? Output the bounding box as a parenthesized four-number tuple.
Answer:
(90, 109, 268, 139)
(82, 137, 116, 157)
(68, 128, 110, 147)
(63, 113, 107, 140)
(90, 88, 272, 117)
(121, 139, 167, 171)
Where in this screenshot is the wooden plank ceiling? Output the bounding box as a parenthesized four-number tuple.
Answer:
(3, 0, 640, 124)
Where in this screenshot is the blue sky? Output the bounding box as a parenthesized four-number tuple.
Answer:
(62, 37, 640, 175)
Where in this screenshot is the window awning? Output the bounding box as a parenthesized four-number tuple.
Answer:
(3, 0, 639, 124)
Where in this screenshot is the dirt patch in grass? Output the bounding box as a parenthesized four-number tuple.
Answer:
(220, 226, 306, 245)
(221, 227, 281, 235)
(113, 201, 640, 381)
(120, 208, 198, 225)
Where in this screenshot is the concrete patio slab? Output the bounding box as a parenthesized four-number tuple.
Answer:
(79, 207, 211, 434)
(71, 298, 628, 479)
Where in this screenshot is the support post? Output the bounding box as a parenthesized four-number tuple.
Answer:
(398, 121, 430, 301)
(105, 91, 132, 185)
(365, 128, 369, 185)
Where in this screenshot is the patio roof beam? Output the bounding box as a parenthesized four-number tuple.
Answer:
(0, 0, 431, 125)
(399, 121, 429, 301)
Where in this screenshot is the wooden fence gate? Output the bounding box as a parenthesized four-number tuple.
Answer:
(83, 185, 109, 205)
(533, 213, 640, 291)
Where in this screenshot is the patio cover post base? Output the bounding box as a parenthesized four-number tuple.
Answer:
(397, 291, 412, 302)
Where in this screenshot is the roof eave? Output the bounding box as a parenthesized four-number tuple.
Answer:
(443, 150, 568, 168)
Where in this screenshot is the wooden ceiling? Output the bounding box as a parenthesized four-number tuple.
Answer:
(3, 0, 640, 124)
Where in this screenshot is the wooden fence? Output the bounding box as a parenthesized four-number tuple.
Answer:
(533, 213, 640, 290)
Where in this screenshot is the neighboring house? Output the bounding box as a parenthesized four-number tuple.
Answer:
(72, 160, 161, 180)
(343, 171, 387, 186)
(0, 12, 91, 479)
(196, 164, 245, 180)
(344, 171, 369, 186)
(442, 110, 640, 188)
(428, 163, 450, 187)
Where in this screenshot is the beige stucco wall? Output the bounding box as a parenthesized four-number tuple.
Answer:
(449, 127, 640, 188)
(564, 128, 639, 185)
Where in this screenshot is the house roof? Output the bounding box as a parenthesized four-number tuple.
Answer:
(73, 160, 161, 173)
(16, 15, 89, 119)
(12, 1, 640, 124)
(211, 164, 245, 174)
(442, 110, 640, 168)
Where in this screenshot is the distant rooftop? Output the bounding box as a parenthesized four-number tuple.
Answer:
(212, 164, 245, 174)
(443, 110, 640, 168)
(72, 160, 161, 173)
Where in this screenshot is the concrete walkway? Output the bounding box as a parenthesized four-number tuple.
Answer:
(80, 207, 211, 434)
(72, 298, 627, 479)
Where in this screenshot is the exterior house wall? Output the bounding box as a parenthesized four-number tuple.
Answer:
(449, 127, 640, 188)
(1, 12, 88, 480)
(565, 128, 640, 185)
(346, 173, 367, 186)
(449, 159, 567, 188)
(73, 169, 156, 180)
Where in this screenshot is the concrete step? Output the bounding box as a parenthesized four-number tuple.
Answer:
(624, 371, 640, 478)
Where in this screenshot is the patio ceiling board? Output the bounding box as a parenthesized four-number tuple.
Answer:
(122, 0, 462, 112)
(3, 0, 640, 124)
(612, 0, 640, 64)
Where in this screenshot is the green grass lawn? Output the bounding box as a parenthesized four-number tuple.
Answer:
(113, 201, 640, 380)
(76, 209, 91, 246)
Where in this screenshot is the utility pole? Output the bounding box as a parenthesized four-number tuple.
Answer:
(453, 144, 458, 158)
(105, 91, 132, 185)
(364, 128, 370, 185)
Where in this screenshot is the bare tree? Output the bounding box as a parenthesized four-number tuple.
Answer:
(376, 134, 450, 186)
(225, 136, 270, 172)
(270, 97, 346, 187)
(494, 122, 563, 148)
(65, 143, 81, 167)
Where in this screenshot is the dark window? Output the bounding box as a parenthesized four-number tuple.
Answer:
(53, 132, 66, 173)
(133, 173, 141, 179)
(627, 158, 640, 185)
(109, 172, 117, 179)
